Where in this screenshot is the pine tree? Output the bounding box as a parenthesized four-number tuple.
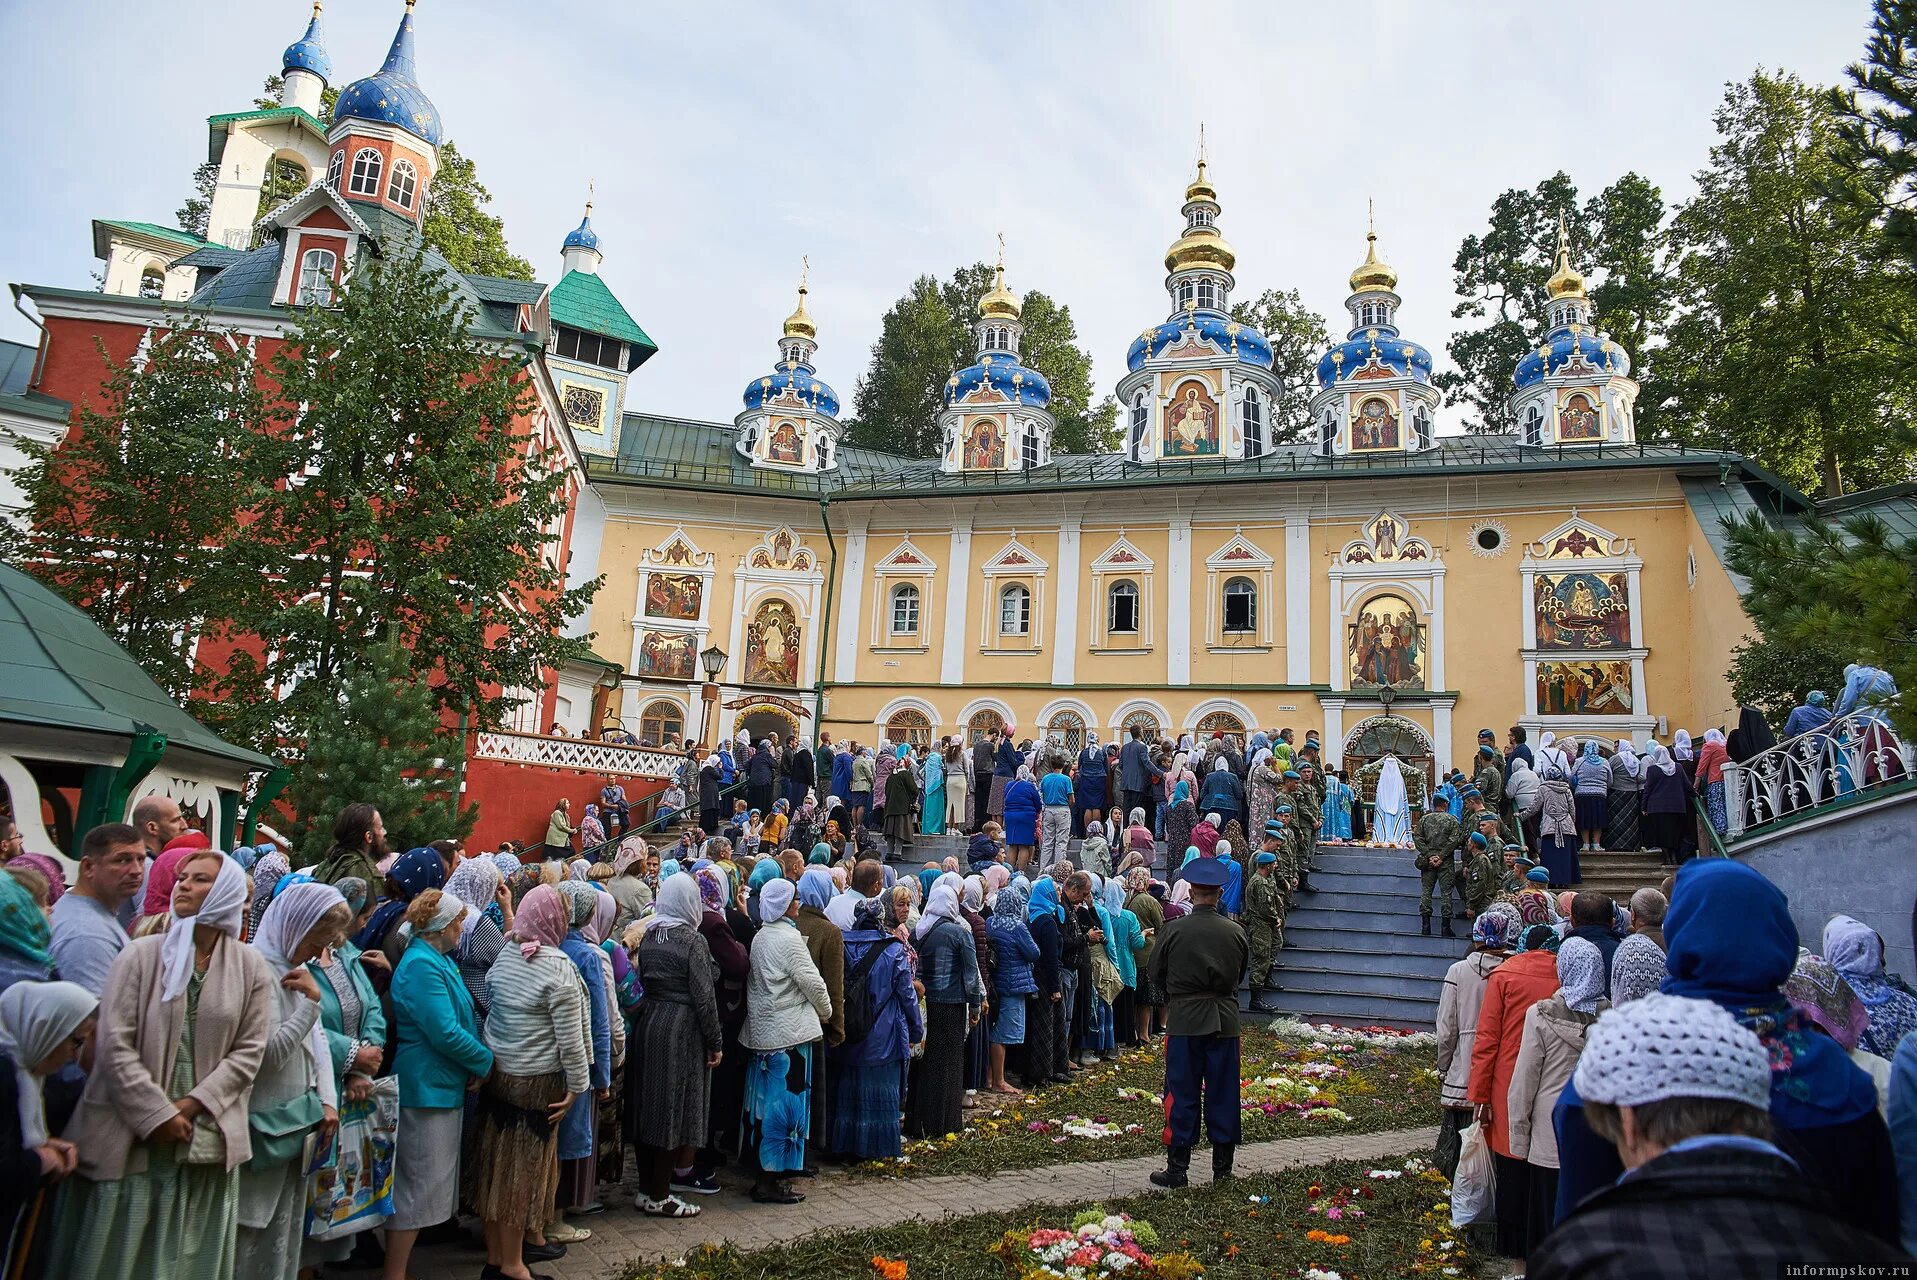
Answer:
(1830, 0, 1917, 279)
(284, 635, 473, 864)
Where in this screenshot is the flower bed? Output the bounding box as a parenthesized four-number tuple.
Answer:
(853, 1024, 1440, 1179)
(626, 1155, 1473, 1280)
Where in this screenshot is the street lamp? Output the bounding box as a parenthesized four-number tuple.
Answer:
(699, 645, 727, 747)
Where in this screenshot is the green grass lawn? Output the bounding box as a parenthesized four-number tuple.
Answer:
(628, 1153, 1472, 1279)
(850, 1019, 1443, 1179)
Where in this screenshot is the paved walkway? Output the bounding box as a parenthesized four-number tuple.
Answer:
(404, 1124, 1437, 1279)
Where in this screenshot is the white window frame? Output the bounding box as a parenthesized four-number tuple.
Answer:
(1107, 579, 1140, 634)
(348, 148, 383, 197)
(1241, 386, 1264, 456)
(1222, 575, 1257, 634)
(998, 582, 1032, 636)
(387, 158, 418, 210)
(1129, 394, 1149, 457)
(890, 583, 920, 635)
(1191, 207, 1213, 228)
(327, 149, 345, 189)
(1021, 426, 1041, 470)
(1196, 278, 1217, 309)
(296, 248, 338, 306)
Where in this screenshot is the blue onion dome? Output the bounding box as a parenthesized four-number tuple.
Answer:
(562, 207, 600, 253)
(944, 352, 1052, 410)
(742, 365, 840, 418)
(334, 3, 442, 148)
(282, 2, 333, 83)
(1315, 326, 1434, 389)
(1513, 328, 1631, 391)
(1126, 309, 1274, 374)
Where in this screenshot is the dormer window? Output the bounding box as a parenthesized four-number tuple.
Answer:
(1316, 409, 1336, 457)
(1522, 404, 1544, 446)
(297, 248, 338, 306)
(327, 149, 345, 190)
(554, 327, 623, 370)
(1411, 404, 1433, 450)
(387, 159, 418, 210)
(348, 148, 383, 197)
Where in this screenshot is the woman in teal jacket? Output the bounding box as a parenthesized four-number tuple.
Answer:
(1100, 877, 1147, 1049)
(386, 890, 494, 1280)
(311, 877, 388, 1103)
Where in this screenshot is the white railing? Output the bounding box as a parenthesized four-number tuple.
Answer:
(472, 729, 683, 779)
(1722, 710, 1912, 839)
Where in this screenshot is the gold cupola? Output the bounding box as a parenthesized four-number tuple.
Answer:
(1165, 126, 1235, 275)
(979, 238, 1022, 320)
(781, 261, 817, 340)
(1349, 202, 1398, 295)
(1545, 212, 1588, 301)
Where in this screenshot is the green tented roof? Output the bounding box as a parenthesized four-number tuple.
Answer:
(96, 220, 207, 250)
(0, 565, 276, 771)
(549, 271, 655, 368)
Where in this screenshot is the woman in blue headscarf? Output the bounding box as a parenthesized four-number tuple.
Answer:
(1571, 740, 1610, 853)
(920, 741, 947, 837)
(1164, 780, 1197, 857)
(745, 857, 782, 923)
(355, 847, 446, 966)
(1024, 877, 1066, 1085)
(1643, 860, 1897, 1243)
(883, 743, 921, 858)
(1836, 663, 1906, 787)
(1101, 877, 1145, 1048)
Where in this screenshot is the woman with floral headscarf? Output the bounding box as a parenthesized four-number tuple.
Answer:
(1824, 915, 1917, 1059)
(1693, 728, 1732, 834)
(244, 850, 291, 940)
(356, 847, 447, 974)
(1505, 937, 1607, 1257)
(1433, 905, 1518, 1176)
(52, 851, 273, 1280)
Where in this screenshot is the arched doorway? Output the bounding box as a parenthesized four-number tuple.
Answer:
(737, 706, 799, 747)
(1342, 714, 1434, 805)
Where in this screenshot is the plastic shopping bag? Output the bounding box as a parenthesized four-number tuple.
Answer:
(1450, 1120, 1494, 1228)
(307, 1077, 400, 1242)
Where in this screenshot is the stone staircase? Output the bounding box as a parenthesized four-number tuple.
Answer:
(1573, 849, 1671, 905)
(1262, 845, 1463, 1031)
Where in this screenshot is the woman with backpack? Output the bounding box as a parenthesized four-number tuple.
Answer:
(828, 898, 923, 1159)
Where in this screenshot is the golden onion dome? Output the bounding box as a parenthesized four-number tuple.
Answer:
(1185, 154, 1217, 205)
(1545, 214, 1588, 300)
(979, 253, 1021, 320)
(1349, 230, 1398, 295)
(781, 270, 816, 340)
(1165, 225, 1236, 275)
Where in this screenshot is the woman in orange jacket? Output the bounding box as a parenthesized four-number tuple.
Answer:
(1466, 923, 1562, 1263)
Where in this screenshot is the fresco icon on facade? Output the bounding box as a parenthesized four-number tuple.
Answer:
(636, 630, 697, 680)
(1534, 571, 1629, 649)
(965, 418, 1006, 470)
(1536, 658, 1633, 714)
(1162, 382, 1219, 457)
(1349, 391, 1401, 452)
(643, 572, 703, 622)
(1556, 390, 1602, 442)
(1348, 593, 1425, 689)
(766, 419, 806, 465)
(744, 599, 801, 686)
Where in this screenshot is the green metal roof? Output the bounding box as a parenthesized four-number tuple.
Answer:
(1817, 482, 1917, 540)
(0, 339, 34, 398)
(205, 106, 327, 162)
(549, 271, 655, 368)
(599, 413, 907, 496)
(95, 220, 207, 250)
(467, 275, 547, 306)
(174, 245, 248, 271)
(0, 564, 275, 771)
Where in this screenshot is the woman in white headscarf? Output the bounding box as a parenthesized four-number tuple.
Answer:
(740, 879, 831, 1204)
(239, 880, 349, 1280)
(1246, 746, 1283, 840)
(1534, 731, 1571, 783)
(0, 980, 96, 1268)
(1604, 738, 1644, 851)
(1371, 757, 1414, 846)
(52, 850, 275, 1280)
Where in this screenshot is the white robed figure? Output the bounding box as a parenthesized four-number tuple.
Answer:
(1371, 756, 1414, 847)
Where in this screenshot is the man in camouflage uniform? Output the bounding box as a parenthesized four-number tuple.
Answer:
(1266, 811, 1298, 902)
(1412, 802, 1463, 937)
(1472, 744, 1512, 847)
(1457, 831, 1501, 920)
(1245, 849, 1284, 1013)
(1293, 761, 1324, 848)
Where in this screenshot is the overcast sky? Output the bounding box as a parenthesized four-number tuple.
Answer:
(0, 1, 1876, 426)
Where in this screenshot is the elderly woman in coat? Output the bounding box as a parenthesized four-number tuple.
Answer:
(741, 879, 832, 1205)
(1433, 905, 1518, 1176)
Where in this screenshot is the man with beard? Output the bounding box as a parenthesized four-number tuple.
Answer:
(310, 802, 389, 885)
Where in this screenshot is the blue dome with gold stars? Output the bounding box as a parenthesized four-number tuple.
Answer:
(742, 364, 840, 419)
(1126, 309, 1274, 374)
(1513, 326, 1630, 391)
(282, 5, 332, 83)
(944, 351, 1052, 411)
(1315, 323, 1434, 389)
(562, 213, 600, 253)
(334, 6, 442, 148)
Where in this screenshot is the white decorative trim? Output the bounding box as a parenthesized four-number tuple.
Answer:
(1108, 696, 1175, 740)
(1203, 527, 1275, 649)
(1467, 518, 1510, 559)
(873, 694, 944, 735)
(1285, 514, 1311, 682)
(471, 729, 682, 779)
(979, 533, 1050, 574)
(1185, 696, 1258, 734)
(1087, 528, 1155, 652)
(1327, 511, 1446, 695)
(1167, 517, 1192, 682)
(956, 695, 1017, 733)
(1089, 533, 1154, 571)
(872, 535, 938, 574)
(837, 524, 869, 677)
(1051, 518, 1082, 685)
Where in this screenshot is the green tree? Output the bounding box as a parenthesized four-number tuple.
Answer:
(1725, 633, 1849, 731)
(1661, 72, 1917, 496)
(282, 634, 473, 864)
(847, 264, 1116, 457)
(1723, 509, 1915, 738)
(207, 246, 599, 750)
(1229, 287, 1332, 442)
(5, 321, 266, 701)
(1438, 172, 1675, 434)
(178, 78, 531, 280)
(1829, 0, 1917, 281)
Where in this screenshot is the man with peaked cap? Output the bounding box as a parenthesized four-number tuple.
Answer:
(1245, 850, 1284, 1013)
(1148, 854, 1247, 1187)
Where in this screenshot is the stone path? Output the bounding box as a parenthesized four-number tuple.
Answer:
(405, 1124, 1436, 1279)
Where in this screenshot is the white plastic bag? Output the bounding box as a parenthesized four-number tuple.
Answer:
(1450, 1120, 1494, 1228)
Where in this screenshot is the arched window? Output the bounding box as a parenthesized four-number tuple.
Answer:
(1129, 394, 1149, 457)
(348, 147, 383, 197)
(967, 708, 1005, 744)
(296, 248, 338, 306)
(1411, 404, 1433, 450)
(1107, 579, 1140, 635)
(998, 583, 1031, 636)
(138, 264, 165, 300)
(1177, 279, 1195, 308)
(885, 708, 933, 748)
(1222, 576, 1257, 634)
(1046, 710, 1086, 754)
(1196, 278, 1218, 309)
(639, 699, 684, 747)
(782, 341, 806, 365)
(387, 158, 418, 210)
(1021, 426, 1040, 469)
(1316, 408, 1337, 457)
(1191, 207, 1213, 228)
(890, 583, 920, 635)
(1121, 709, 1161, 742)
(1521, 404, 1544, 447)
(327, 149, 345, 189)
(1241, 387, 1264, 456)
(1195, 711, 1246, 739)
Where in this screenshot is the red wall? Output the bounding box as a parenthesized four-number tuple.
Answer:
(464, 755, 666, 854)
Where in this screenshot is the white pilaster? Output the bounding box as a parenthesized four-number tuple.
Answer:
(941, 518, 973, 684)
(833, 520, 869, 682)
(1167, 515, 1192, 685)
(1432, 699, 1455, 778)
(1051, 517, 1081, 686)
(1431, 570, 1447, 690)
(1284, 513, 1310, 683)
(1321, 700, 1345, 769)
